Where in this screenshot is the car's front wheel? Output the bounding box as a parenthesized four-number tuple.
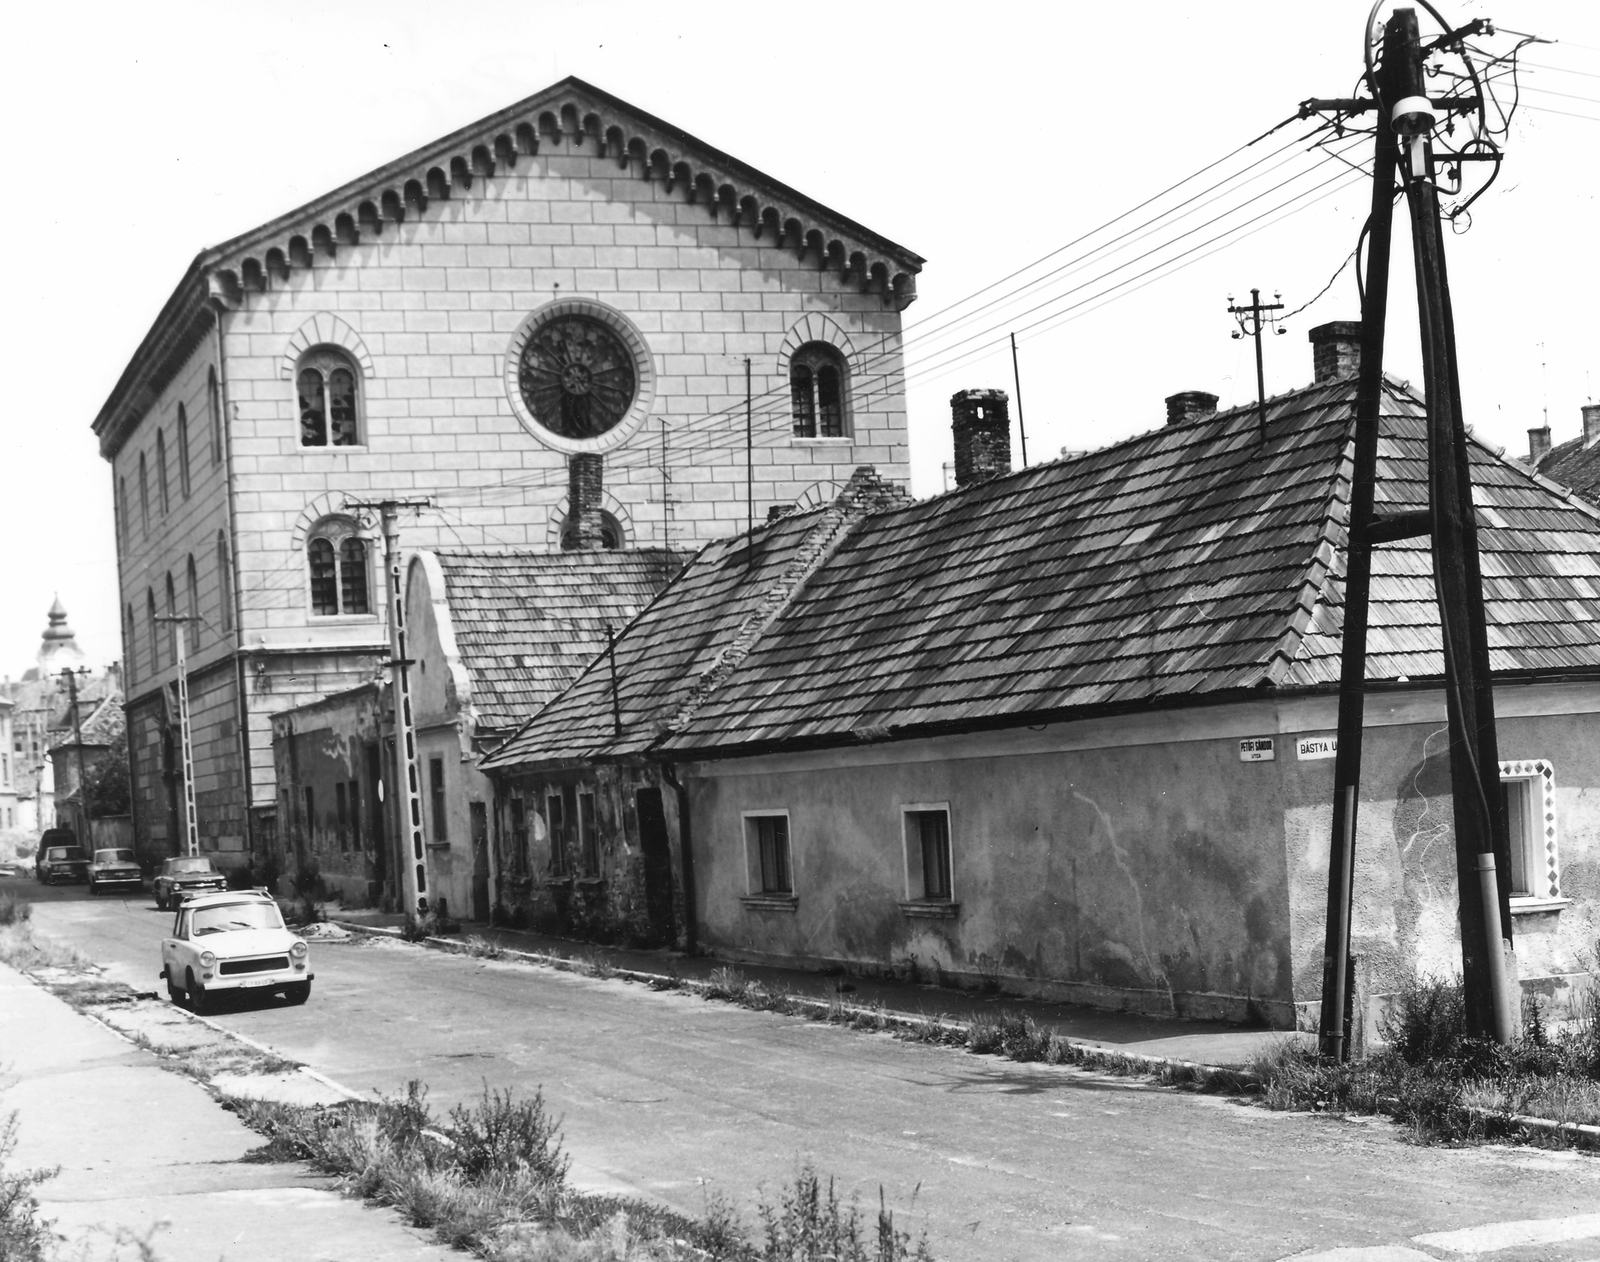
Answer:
(282, 981, 312, 1006)
(165, 968, 184, 1005)
(187, 968, 213, 1016)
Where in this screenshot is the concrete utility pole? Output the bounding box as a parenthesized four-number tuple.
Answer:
(152, 618, 201, 856)
(1227, 288, 1286, 440)
(1309, 7, 1513, 1053)
(346, 497, 434, 918)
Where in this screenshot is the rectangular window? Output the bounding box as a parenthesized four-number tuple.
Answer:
(749, 814, 792, 895)
(546, 793, 567, 876)
(577, 791, 599, 877)
(349, 779, 362, 851)
(1500, 760, 1560, 903)
(335, 782, 349, 851)
(903, 806, 953, 902)
(509, 796, 528, 875)
(429, 757, 447, 843)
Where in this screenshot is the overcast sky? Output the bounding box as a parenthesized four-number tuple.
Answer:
(2, 0, 1595, 676)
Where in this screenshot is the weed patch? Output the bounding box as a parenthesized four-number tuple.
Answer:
(0, 892, 31, 928)
(0, 1108, 56, 1262)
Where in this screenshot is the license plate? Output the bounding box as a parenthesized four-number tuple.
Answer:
(238, 976, 281, 988)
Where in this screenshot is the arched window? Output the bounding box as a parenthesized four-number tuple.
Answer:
(165, 572, 178, 656)
(125, 604, 138, 682)
(156, 429, 170, 514)
(177, 404, 191, 498)
(208, 366, 223, 466)
(186, 555, 199, 647)
(116, 476, 127, 545)
(217, 532, 234, 634)
(297, 349, 362, 447)
(138, 453, 149, 532)
(146, 589, 159, 673)
(789, 343, 849, 438)
(307, 519, 371, 616)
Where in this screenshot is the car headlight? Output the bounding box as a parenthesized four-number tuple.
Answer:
(199, 951, 216, 969)
(290, 941, 309, 960)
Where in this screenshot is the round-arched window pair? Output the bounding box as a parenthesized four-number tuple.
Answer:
(790, 343, 849, 438)
(297, 348, 361, 447)
(307, 519, 370, 616)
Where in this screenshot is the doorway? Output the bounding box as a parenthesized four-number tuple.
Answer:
(635, 787, 675, 941)
(470, 801, 490, 921)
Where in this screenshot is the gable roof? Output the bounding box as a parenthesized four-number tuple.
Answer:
(1534, 432, 1600, 507)
(92, 77, 923, 458)
(430, 548, 687, 733)
(481, 375, 1600, 770)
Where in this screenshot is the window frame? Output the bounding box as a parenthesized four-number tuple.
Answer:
(429, 757, 448, 845)
(900, 803, 958, 916)
(138, 452, 149, 532)
(577, 790, 600, 878)
(1500, 759, 1565, 911)
(305, 518, 374, 620)
(545, 792, 568, 877)
(789, 342, 852, 441)
(296, 346, 365, 449)
(177, 403, 192, 499)
(156, 428, 170, 515)
(509, 794, 529, 876)
(741, 810, 795, 906)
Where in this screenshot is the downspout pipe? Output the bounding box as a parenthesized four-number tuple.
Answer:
(659, 760, 697, 955)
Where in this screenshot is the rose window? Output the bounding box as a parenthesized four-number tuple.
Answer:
(517, 316, 638, 441)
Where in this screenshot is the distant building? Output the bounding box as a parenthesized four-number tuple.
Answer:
(1525, 402, 1600, 504)
(94, 76, 920, 875)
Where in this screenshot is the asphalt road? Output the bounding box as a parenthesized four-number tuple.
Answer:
(11, 875, 1600, 1262)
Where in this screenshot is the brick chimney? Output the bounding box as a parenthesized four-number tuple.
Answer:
(1309, 321, 1363, 384)
(1584, 403, 1600, 449)
(1528, 425, 1552, 466)
(1165, 391, 1218, 427)
(565, 453, 606, 551)
(951, 389, 1011, 487)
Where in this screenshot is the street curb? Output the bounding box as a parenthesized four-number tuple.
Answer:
(330, 920, 1256, 1089)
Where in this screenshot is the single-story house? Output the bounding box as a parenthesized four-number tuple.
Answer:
(480, 324, 1600, 1027)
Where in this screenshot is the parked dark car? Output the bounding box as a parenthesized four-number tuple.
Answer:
(88, 848, 143, 895)
(33, 828, 78, 880)
(37, 844, 89, 885)
(153, 856, 227, 910)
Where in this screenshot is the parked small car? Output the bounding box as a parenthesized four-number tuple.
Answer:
(153, 856, 227, 909)
(34, 828, 81, 881)
(36, 843, 89, 885)
(160, 891, 312, 1013)
(88, 848, 143, 895)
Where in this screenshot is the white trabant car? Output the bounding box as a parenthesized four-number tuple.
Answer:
(160, 891, 313, 1013)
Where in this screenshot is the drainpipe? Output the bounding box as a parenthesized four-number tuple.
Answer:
(659, 761, 697, 955)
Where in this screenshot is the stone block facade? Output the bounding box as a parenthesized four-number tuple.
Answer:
(97, 79, 921, 880)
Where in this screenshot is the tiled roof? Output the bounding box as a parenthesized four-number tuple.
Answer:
(432, 549, 687, 733)
(481, 376, 1600, 769)
(1535, 434, 1600, 507)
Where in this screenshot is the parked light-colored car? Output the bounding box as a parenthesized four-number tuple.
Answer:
(159, 891, 312, 1014)
(153, 856, 226, 909)
(36, 843, 88, 885)
(88, 848, 142, 895)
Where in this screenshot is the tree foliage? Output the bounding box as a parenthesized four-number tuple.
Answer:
(80, 729, 131, 817)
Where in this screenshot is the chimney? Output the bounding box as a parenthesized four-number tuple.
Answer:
(1528, 426, 1552, 466)
(950, 388, 1011, 487)
(1308, 320, 1363, 384)
(1164, 391, 1218, 427)
(1584, 403, 1600, 449)
(565, 453, 606, 551)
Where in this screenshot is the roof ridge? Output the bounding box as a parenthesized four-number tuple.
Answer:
(655, 468, 901, 739)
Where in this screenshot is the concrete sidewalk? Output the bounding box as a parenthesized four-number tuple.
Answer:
(332, 910, 1306, 1067)
(0, 961, 455, 1262)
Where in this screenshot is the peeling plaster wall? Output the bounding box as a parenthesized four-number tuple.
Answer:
(684, 683, 1600, 1027)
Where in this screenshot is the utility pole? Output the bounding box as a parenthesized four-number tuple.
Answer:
(603, 622, 623, 739)
(745, 356, 754, 555)
(1310, 7, 1513, 1052)
(1227, 288, 1285, 439)
(1009, 333, 1030, 468)
(347, 496, 434, 919)
(58, 667, 93, 832)
(152, 617, 200, 856)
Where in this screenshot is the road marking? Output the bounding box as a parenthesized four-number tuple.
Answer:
(1414, 1213, 1600, 1253)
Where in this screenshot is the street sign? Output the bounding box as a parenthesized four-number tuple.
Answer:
(1297, 735, 1338, 760)
(1239, 737, 1275, 762)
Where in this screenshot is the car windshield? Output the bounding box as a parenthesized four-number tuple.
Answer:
(95, 849, 136, 864)
(48, 848, 86, 861)
(168, 858, 216, 874)
(191, 903, 285, 935)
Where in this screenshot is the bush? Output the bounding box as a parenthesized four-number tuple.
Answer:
(1381, 974, 1469, 1067)
(756, 1166, 929, 1262)
(446, 1086, 569, 1186)
(0, 1110, 56, 1262)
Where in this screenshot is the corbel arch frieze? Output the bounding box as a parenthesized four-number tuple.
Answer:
(280, 314, 375, 381)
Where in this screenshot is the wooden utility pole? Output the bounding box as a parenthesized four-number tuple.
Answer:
(152, 618, 200, 856)
(1393, 7, 1514, 1043)
(347, 496, 435, 919)
(1009, 333, 1030, 468)
(1227, 288, 1285, 439)
(1314, 7, 1513, 1052)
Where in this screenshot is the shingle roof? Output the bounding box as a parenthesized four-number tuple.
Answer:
(1534, 433, 1600, 507)
(432, 549, 687, 733)
(481, 376, 1600, 769)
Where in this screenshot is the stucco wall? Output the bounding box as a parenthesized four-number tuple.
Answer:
(685, 683, 1600, 1027)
